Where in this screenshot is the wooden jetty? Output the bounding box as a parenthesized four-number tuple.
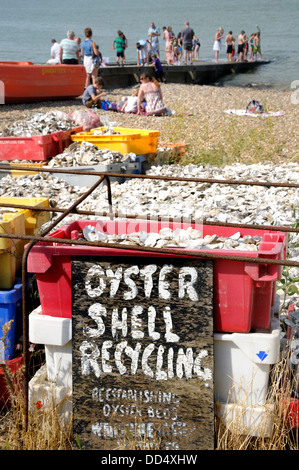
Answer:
(98, 60, 270, 88)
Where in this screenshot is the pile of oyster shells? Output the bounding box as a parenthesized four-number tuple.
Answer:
(45, 142, 132, 167)
(92, 127, 120, 136)
(0, 111, 75, 137)
(82, 225, 262, 251)
(1, 161, 299, 307)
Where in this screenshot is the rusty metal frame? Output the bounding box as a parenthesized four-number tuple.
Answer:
(1, 164, 299, 429)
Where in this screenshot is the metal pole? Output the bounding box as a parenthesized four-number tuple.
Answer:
(21, 174, 106, 431)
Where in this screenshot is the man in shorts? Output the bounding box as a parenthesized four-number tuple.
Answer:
(181, 21, 195, 64)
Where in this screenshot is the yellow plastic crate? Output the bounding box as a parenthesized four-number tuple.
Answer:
(0, 197, 50, 236)
(0, 161, 48, 179)
(0, 197, 50, 284)
(10, 161, 48, 178)
(71, 127, 160, 155)
(0, 211, 26, 289)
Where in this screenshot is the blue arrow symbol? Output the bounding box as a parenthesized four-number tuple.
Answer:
(256, 350, 268, 361)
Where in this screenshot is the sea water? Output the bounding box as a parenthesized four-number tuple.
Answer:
(0, 0, 298, 89)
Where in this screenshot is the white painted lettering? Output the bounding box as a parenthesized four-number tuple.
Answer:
(159, 265, 173, 300)
(163, 306, 180, 343)
(111, 307, 128, 338)
(85, 265, 106, 298)
(178, 267, 199, 301)
(123, 265, 139, 300)
(84, 303, 106, 337)
(140, 264, 157, 298)
(131, 305, 144, 339)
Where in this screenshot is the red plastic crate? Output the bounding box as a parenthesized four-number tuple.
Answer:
(0, 355, 23, 406)
(0, 127, 82, 161)
(287, 398, 299, 428)
(27, 220, 287, 332)
(282, 397, 299, 429)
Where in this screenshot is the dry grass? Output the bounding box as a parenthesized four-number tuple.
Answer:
(214, 348, 299, 450)
(0, 344, 298, 450)
(0, 362, 73, 450)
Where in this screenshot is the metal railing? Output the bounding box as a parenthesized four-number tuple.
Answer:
(1, 164, 299, 428)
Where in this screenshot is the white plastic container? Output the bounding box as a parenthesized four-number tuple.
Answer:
(29, 364, 72, 424)
(216, 402, 275, 437)
(29, 306, 72, 388)
(50, 161, 140, 187)
(214, 318, 280, 407)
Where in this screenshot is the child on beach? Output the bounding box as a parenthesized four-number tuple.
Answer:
(136, 41, 147, 65)
(120, 89, 139, 113)
(150, 53, 164, 82)
(113, 31, 126, 66)
(82, 77, 106, 108)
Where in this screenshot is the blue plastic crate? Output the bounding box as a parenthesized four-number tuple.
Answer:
(0, 282, 23, 361)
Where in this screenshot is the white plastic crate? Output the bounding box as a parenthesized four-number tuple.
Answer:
(50, 161, 140, 187)
(29, 364, 72, 424)
(214, 318, 280, 407)
(29, 306, 72, 388)
(216, 402, 275, 438)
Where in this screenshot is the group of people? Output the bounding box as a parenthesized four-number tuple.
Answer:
(47, 29, 102, 89)
(47, 21, 262, 117)
(47, 22, 262, 77)
(82, 73, 166, 117)
(213, 26, 262, 63)
(136, 21, 200, 67)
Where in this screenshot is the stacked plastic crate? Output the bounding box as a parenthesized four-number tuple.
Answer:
(27, 218, 287, 434)
(0, 197, 49, 406)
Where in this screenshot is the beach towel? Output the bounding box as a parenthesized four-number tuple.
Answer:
(224, 109, 284, 117)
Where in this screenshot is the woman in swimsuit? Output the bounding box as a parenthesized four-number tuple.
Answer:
(248, 33, 255, 61)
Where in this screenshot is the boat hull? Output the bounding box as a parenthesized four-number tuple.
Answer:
(0, 62, 86, 103)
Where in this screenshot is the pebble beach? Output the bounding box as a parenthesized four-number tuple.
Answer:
(1, 83, 299, 449)
(1, 83, 299, 308)
(1, 83, 298, 163)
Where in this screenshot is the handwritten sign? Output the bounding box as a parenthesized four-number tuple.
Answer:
(72, 255, 214, 450)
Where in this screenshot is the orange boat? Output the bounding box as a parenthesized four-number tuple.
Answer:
(0, 61, 86, 104)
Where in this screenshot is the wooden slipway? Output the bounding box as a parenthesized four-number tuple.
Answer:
(98, 60, 270, 88)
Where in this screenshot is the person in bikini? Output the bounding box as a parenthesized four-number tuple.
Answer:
(248, 33, 255, 61)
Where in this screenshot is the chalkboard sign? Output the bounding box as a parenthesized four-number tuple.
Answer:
(72, 255, 214, 450)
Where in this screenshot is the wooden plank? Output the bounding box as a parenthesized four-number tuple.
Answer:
(72, 255, 214, 450)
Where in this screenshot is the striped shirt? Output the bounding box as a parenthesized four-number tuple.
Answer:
(60, 38, 79, 60)
(114, 37, 125, 52)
